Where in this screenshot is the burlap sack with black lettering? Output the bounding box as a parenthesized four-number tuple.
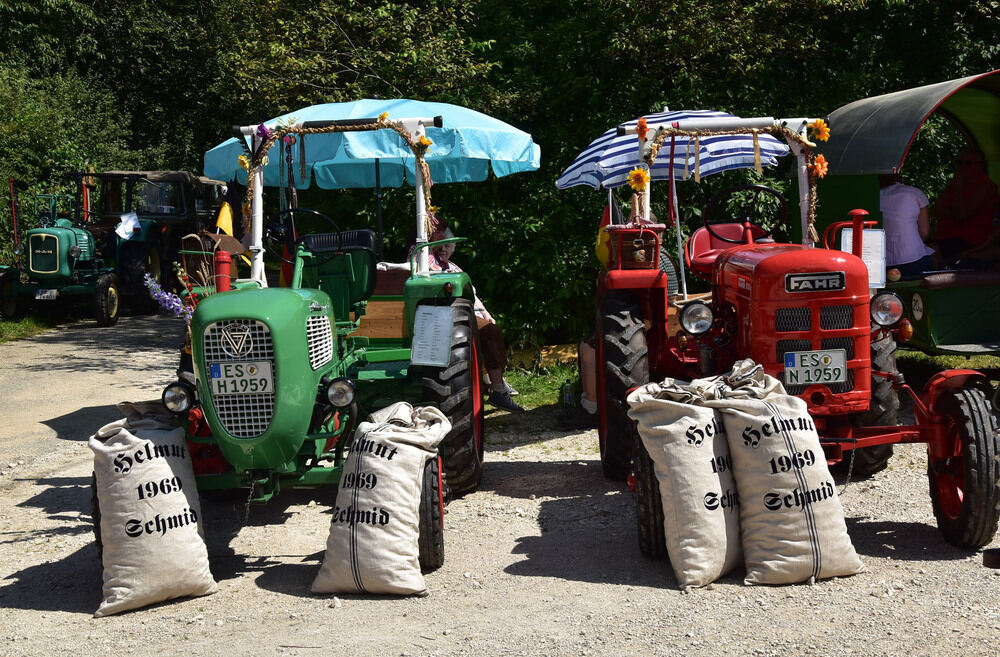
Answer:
(89, 401, 216, 617)
(312, 402, 450, 596)
(704, 360, 864, 585)
(627, 377, 742, 588)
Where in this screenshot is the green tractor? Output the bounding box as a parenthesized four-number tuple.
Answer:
(1, 171, 224, 322)
(159, 107, 538, 534)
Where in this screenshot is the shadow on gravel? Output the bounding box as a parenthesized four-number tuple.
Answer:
(0, 542, 102, 613)
(483, 459, 682, 587)
(845, 517, 973, 561)
(199, 488, 328, 594)
(42, 405, 125, 443)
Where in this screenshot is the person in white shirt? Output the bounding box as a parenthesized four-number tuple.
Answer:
(879, 173, 936, 278)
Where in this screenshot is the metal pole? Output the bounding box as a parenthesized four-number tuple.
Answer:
(249, 135, 267, 286)
(375, 159, 383, 260)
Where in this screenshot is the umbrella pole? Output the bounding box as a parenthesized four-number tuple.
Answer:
(250, 136, 267, 286)
(671, 185, 688, 299)
(375, 159, 383, 260)
(414, 164, 429, 275)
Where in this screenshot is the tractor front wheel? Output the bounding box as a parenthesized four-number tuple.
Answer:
(928, 384, 1000, 548)
(418, 455, 445, 572)
(420, 298, 484, 497)
(94, 273, 121, 327)
(1, 271, 28, 320)
(850, 330, 899, 476)
(598, 293, 648, 480)
(632, 429, 666, 558)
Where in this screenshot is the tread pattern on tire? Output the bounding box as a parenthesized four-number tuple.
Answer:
(929, 385, 1000, 549)
(850, 331, 899, 476)
(421, 298, 482, 497)
(418, 456, 445, 572)
(632, 429, 666, 559)
(599, 294, 648, 480)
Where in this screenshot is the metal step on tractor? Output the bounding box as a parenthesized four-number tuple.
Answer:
(583, 113, 999, 553)
(1, 171, 223, 323)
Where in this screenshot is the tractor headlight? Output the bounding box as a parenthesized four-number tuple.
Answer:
(68, 245, 81, 258)
(162, 382, 196, 415)
(326, 377, 356, 408)
(870, 292, 904, 327)
(13, 243, 23, 256)
(680, 301, 714, 335)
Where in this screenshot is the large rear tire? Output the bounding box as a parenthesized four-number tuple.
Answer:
(632, 429, 666, 558)
(120, 241, 162, 315)
(928, 384, 1000, 548)
(597, 293, 648, 480)
(94, 273, 121, 327)
(418, 455, 445, 572)
(850, 331, 899, 476)
(421, 298, 484, 497)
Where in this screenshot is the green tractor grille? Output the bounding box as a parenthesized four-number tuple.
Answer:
(203, 319, 275, 438)
(28, 233, 60, 274)
(306, 315, 333, 370)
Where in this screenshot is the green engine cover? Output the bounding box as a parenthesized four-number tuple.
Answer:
(25, 223, 95, 280)
(191, 285, 340, 472)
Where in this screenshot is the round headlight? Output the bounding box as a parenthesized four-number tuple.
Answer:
(13, 243, 24, 256)
(326, 377, 356, 408)
(162, 382, 195, 415)
(680, 301, 714, 335)
(870, 292, 904, 327)
(68, 245, 82, 258)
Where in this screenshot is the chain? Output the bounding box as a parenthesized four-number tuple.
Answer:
(242, 478, 254, 525)
(838, 441, 858, 496)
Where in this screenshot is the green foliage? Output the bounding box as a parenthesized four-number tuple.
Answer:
(1, 0, 1000, 343)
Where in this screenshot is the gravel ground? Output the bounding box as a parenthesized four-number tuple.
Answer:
(1, 317, 1000, 656)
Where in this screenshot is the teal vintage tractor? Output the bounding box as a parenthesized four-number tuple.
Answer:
(1, 171, 224, 322)
(157, 107, 538, 546)
(1, 179, 122, 324)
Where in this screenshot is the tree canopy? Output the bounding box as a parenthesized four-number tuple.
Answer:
(1, 0, 998, 342)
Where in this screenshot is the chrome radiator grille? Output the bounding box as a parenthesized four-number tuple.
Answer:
(306, 315, 333, 370)
(202, 320, 275, 438)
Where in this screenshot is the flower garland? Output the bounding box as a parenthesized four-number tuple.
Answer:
(144, 273, 194, 323)
(239, 112, 437, 237)
(638, 119, 833, 242)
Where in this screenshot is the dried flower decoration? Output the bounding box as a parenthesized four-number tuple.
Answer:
(808, 153, 829, 178)
(808, 119, 830, 142)
(627, 166, 651, 192)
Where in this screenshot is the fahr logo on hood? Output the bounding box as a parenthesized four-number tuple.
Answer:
(785, 271, 846, 293)
(221, 324, 254, 358)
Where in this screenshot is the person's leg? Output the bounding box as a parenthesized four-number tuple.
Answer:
(477, 319, 522, 412)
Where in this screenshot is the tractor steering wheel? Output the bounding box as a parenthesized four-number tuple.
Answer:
(264, 207, 342, 267)
(702, 184, 788, 244)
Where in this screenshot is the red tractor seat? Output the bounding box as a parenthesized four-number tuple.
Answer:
(685, 223, 767, 277)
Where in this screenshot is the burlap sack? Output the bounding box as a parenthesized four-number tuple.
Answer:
(704, 360, 864, 585)
(627, 377, 742, 588)
(90, 402, 217, 617)
(312, 402, 450, 595)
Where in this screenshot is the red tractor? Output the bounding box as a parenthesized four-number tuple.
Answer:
(591, 115, 1000, 552)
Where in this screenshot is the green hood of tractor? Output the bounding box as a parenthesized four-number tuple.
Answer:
(191, 285, 338, 471)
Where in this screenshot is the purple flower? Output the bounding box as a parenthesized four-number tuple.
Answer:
(256, 123, 272, 140)
(144, 274, 193, 323)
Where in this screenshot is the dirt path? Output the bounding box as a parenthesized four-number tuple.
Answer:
(1, 318, 1000, 657)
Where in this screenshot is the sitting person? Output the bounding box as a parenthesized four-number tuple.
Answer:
(928, 147, 999, 263)
(377, 220, 523, 413)
(878, 173, 935, 278)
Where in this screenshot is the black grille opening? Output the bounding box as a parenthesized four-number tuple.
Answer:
(776, 307, 811, 332)
(820, 305, 853, 330)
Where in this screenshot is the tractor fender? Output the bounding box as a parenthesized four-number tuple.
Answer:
(919, 369, 988, 416)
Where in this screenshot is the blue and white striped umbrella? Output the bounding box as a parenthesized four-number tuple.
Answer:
(555, 109, 789, 189)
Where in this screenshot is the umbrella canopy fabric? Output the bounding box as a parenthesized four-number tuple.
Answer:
(555, 109, 790, 189)
(819, 70, 1000, 175)
(203, 98, 541, 190)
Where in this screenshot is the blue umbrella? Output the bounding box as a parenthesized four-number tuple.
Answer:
(204, 98, 541, 189)
(555, 109, 788, 189)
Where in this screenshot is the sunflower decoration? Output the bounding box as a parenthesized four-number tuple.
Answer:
(238, 154, 250, 171)
(808, 118, 831, 142)
(808, 153, 829, 179)
(627, 166, 651, 192)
